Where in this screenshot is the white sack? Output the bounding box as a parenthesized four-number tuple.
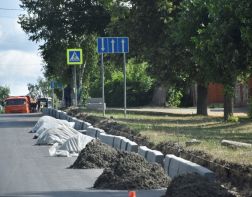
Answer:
(59, 134, 94, 153)
(49, 134, 94, 157)
(34, 116, 75, 137)
(31, 116, 53, 133)
(36, 124, 79, 145)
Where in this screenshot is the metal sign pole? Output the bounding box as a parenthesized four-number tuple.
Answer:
(101, 53, 105, 117)
(67, 48, 82, 107)
(73, 65, 78, 106)
(52, 86, 54, 109)
(62, 86, 65, 108)
(123, 53, 127, 118)
(97, 37, 129, 117)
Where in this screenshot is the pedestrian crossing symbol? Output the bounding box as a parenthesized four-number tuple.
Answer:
(67, 49, 83, 65)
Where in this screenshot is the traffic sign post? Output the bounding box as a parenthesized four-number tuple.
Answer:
(67, 49, 83, 106)
(101, 54, 105, 117)
(97, 37, 129, 117)
(123, 53, 127, 117)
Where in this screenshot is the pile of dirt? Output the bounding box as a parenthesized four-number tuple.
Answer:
(69, 140, 118, 169)
(94, 151, 170, 190)
(69, 138, 170, 190)
(162, 173, 235, 197)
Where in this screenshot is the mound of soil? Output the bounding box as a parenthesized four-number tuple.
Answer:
(69, 140, 118, 169)
(94, 152, 170, 190)
(162, 173, 234, 197)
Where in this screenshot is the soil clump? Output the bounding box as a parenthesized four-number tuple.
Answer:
(69, 140, 118, 169)
(94, 151, 170, 190)
(162, 173, 235, 197)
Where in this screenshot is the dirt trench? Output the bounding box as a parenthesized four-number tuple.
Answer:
(65, 108, 252, 196)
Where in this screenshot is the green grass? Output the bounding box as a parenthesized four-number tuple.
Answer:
(83, 109, 252, 165)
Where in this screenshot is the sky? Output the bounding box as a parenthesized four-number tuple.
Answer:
(0, 0, 43, 96)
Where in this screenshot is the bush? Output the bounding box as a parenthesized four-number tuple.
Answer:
(166, 87, 183, 107)
(227, 115, 239, 123)
(91, 59, 154, 107)
(105, 80, 153, 107)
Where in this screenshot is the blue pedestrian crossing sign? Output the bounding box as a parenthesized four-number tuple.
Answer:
(97, 37, 129, 54)
(67, 48, 83, 65)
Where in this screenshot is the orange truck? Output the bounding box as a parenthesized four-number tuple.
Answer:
(4, 96, 31, 113)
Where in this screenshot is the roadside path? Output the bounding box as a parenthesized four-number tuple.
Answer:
(108, 107, 248, 117)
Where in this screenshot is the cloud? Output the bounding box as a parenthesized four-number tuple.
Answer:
(0, 24, 4, 40)
(0, 50, 43, 95)
(0, 17, 38, 52)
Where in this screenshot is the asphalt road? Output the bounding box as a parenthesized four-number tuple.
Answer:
(0, 113, 166, 197)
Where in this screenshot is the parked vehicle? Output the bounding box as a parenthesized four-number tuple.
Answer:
(37, 97, 52, 111)
(4, 96, 31, 113)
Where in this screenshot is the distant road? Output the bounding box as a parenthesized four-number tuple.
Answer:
(0, 113, 165, 197)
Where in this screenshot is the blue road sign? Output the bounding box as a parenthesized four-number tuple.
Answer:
(97, 37, 129, 54)
(50, 81, 63, 89)
(50, 81, 55, 89)
(67, 49, 83, 65)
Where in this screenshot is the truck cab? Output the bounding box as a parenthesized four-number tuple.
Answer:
(4, 96, 31, 113)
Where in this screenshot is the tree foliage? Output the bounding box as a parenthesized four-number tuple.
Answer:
(27, 77, 50, 99)
(19, 0, 113, 104)
(19, 0, 252, 119)
(0, 86, 10, 105)
(90, 59, 154, 107)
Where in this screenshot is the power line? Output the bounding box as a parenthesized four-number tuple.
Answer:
(0, 7, 23, 11)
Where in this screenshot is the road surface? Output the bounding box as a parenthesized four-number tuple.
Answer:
(0, 113, 166, 197)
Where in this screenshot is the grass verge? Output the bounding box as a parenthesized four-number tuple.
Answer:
(85, 109, 252, 165)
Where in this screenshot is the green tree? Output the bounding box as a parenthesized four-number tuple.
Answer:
(0, 86, 10, 105)
(90, 59, 154, 107)
(172, 0, 212, 115)
(27, 77, 50, 99)
(108, 0, 193, 107)
(191, 0, 252, 120)
(19, 0, 112, 105)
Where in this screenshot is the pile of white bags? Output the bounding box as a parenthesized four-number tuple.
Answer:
(36, 124, 80, 145)
(32, 116, 94, 157)
(49, 133, 94, 157)
(32, 116, 75, 137)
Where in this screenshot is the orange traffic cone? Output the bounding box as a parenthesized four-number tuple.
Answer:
(128, 191, 136, 197)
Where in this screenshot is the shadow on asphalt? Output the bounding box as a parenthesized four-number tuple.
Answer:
(0, 113, 42, 118)
(0, 121, 37, 128)
(3, 189, 165, 197)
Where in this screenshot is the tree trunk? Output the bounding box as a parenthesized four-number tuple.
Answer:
(197, 84, 208, 115)
(224, 92, 234, 121)
(151, 84, 167, 106)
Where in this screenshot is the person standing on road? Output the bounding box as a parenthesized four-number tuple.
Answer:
(37, 99, 40, 112)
